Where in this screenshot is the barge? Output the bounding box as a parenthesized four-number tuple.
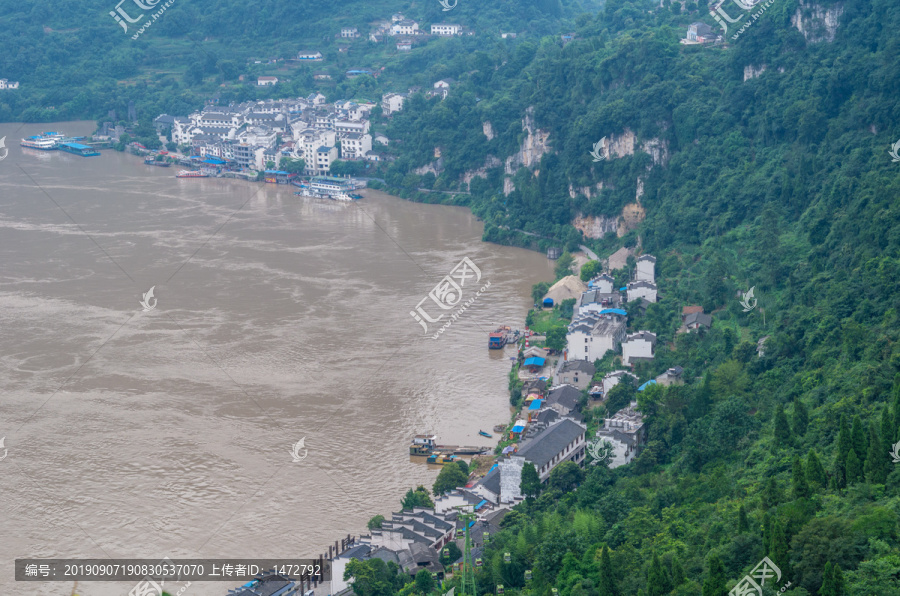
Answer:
(58, 142, 100, 157)
(410, 434, 489, 457)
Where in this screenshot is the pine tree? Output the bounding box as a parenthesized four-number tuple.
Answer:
(846, 449, 863, 485)
(598, 546, 620, 596)
(893, 376, 900, 441)
(792, 455, 810, 499)
(852, 415, 868, 462)
(865, 420, 887, 484)
(806, 449, 826, 489)
(520, 462, 541, 500)
(820, 562, 835, 596)
(833, 564, 847, 595)
(762, 476, 780, 509)
(761, 512, 772, 552)
(702, 554, 727, 596)
(768, 518, 790, 574)
(737, 504, 749, 533)
(793, 397, 809, 437)
(881, 406, 895, 456)
(837, 415, 851, 462)
(773, 404, 792, 448)
(647, 552, 672, 596)
(670, 557, 686, 587)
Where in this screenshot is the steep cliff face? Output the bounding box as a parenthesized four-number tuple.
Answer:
(568, 182, 604, 199)
(483, 121, 495, 141)
(505, 107, 552, 174)
(573, 214, 618, 239)
(743, 64, 767, 81)
(791, 0, 843, 42)
(592, 128, 668, 165)
(461, 155, 502, 185)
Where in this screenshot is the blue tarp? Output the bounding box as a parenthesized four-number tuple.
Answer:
(524, 357, 546, 367)
(528, 399, 543, 410)
(638, 379, 657, 391)
(61, 142, 91, 149)
(599, 308, 628, 316)
(202, 158, 226, 164)
(475, 500, 488, 510)
(542, 298, 554, 306)
(620, 286, 627, 291)
(264, 170, 289, 174)
(512, 424, 525, 433)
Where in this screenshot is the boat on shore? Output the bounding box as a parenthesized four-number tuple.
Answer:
(176, 170, 208, 178)
(489, 326, 512, 349)
(427, 453, 461, 465)
(493, 424, 506, 433)
(21, 132, 65, 150)
(410, 434, 489, 457)
(478, 430, 492, 438)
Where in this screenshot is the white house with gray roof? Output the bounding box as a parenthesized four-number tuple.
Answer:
(602, 370, 638, 396)
(594, 401, 646, 468)
(504, 417, 587, 486)
(558, 360, 595, 390)
(566, 311, 626, 362)
(626, 280, 658, 303)
(636, 254, 656, 282)
(621, 330, 656, 366)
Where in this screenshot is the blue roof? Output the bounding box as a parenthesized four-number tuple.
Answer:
(202, 157, 226, 164)
(61, 142, 91, 149)
(599, 308, 628, 316)
(264, 170, 289, 174)
(512, 424, 525, 432)
(475, 500, 487, 510)
(524, 357, 546, 367)
(528, 399, 543, 410)
(638, 379, 657, 391)
(543, 297, 554, 304)
(488, 463, 498, 472)
(468, 520, 475, 528)
(619, 286, 627, 291)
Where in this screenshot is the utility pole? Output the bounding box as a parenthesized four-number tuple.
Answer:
(454, 507, 478, 596)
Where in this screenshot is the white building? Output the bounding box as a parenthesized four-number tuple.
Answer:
(431, 23, 461, 36)
(314, 145, 339, 173)
(601, 370, 638, 397)
(566, 311, 627, 362)
(621, 330, 656, 366)
(340, 27, 360, 38)
(390, 19, 419, 36)
(635, 254, 656, 282)
(381, 92, 407, 115)
(257, 76, 278, 86)
(594, 401, 646, 468)
(0, 79, 19, 90)
(297, 50, 323, 61)
(339, 133, 372, 159)
(626, 280, 658, 303)
(590, 273, 615, 293)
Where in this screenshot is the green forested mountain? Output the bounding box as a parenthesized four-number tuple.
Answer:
(6, 0, 900, 592)
(372, 0, 900, 594)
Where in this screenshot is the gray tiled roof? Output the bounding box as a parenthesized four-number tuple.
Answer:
(560, 360, 595, 375)
(547, 385, 582, 411)
(516, 419, 585, 469)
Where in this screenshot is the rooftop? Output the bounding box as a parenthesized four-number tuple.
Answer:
(515, 418, 586, 468)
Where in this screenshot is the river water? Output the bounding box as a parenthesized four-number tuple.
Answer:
(0, 121, 553, 595)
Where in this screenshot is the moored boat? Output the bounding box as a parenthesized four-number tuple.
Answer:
(427, 453, 461, 465)
(176, 170, 208, 178)
(489, 326, 512, 349)
(21, 132, 65, 150)
(478, 430, 492, 438)
(144, 157, 171, 167)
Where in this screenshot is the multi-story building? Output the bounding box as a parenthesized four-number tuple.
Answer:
(566, 310, 627, 362)
(340, 27, 360, 38)
(621, 331, 656, 366)
(594, 401, 646, 468)
(430, 23, 461, 36)
(381, 92, 407, 115)
(391, 19, 419, 36)
(339, 133, 372, 159)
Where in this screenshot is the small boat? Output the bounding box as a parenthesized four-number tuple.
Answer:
(427, 453, 460, 465)
(176, 170, 208, 178)
(144, 157, 171, 167)
(493, 424, 506, 433)
(478, 430, 492, 438)
(489, 327, 512, 349)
